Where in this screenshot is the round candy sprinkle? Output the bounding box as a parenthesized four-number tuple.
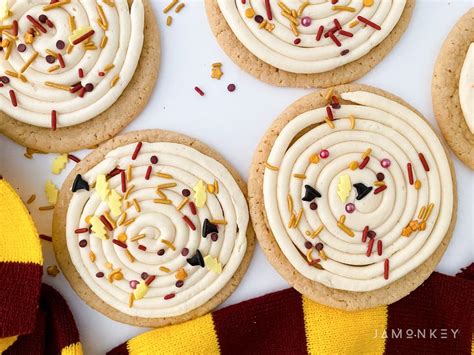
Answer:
(175, 280, 184, 288)
(150, 155, 158, 164)
(294, 38, 301, 45)
(315, 242, 324, 251)
(211, 233, 218, 242)
(304, 241, 313, 249)
(39, 14, 48, 23)
(367, 230, 376, 239)
(340, 49, 350, 56)
(0, 76, 9, 84)
(320, 149, 330, 159)
(79, 240, 87, 248)
(227, 83, 236, 92)
(46, 55, 56, 64)
(129, 280, 139, 289)
(181, 247, 189, 256)
(254, 15, 264, 23)
(301, 16, 312, 27)
(56, 40, 65, 50)
(157, 249, 165, 256)
(84, 83, 94, 92)
(310, 202, 318, 210)
(376, 172, 385, 181)
(96, 272, 104, 278)
(141, 272, 149, 280)
(345, 203, 355, 214)
(381, 159, 391, 168)
(17, 44, 26, 52)
(182, 189, 191, 197)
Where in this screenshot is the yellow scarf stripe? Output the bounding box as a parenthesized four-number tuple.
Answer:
(127, 313, 220, 354)
(0, 180, 42, 264)
(0, 336, 18, 353)
(303, 297, 387, 354)
(61, 342, 83, 355)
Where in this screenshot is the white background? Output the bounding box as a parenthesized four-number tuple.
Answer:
(0, 1, 473, 354)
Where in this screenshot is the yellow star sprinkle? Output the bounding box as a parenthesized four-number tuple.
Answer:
(90, 216, 107, 240)
(108, 189, 122, 217)
(193, 180, 207, 208)
(0, 0, 11, 21)
(45, 180, 58, 205)
(337, 174, 352, 203)
(133, 281, 149, 300)
(95, 174, 110, 201)
(204, 255, 222, 274)
(51, 154, 68, 175)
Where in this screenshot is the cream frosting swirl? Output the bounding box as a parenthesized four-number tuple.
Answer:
(66, 142, 248, 317)
(0, 0, 144, 128)
(263, 91, 453, 292)
(217, 0, 406, 74)
(459, 42, 474, 134)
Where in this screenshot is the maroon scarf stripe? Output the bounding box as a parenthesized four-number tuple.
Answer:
(4, 311, 46, 354)
(0, 262, 42, 338)
(385, 272, 474, 354)
(212, 288, 308, 355)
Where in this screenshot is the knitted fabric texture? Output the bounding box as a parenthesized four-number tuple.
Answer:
(109, 267, 473, 355)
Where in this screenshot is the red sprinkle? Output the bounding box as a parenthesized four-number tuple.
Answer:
(331, 0, 338, 3)
(72, 30, 95, 45)
(78, 68, 84, 78)
(329, 32, 341, 47)
(309, 258, 321, 266)
(132, 142, 142, 160)
(51, 110, 57, 131)
(316, 25, 324, 41)
(384, 259, 390, 279)
(333, 19, 342, 30)
(120, 170, 127, 193)
(332, 95, 340, 106)
(78, 87, 86, 98)
(366, 238, 374, 257)
(74, 227, 89, 234)
(377, 240, 383, 256)
(46, 19, 54, 28)
(326, 106, 334, 120)
(70, 83, 82, 94)
(293, 38, 301, 45)
(164, 293, 175, 300)
(27, 15, 47, 33)
(357, 16, 381, 30)
(419, 153, 430, 172)
(9, 90, 17, 107)
(112, 239, 127, 248)
(138, 244, 147, 251)
(339, 30, 353, 37)
(264, 0, 272, 20)
(39, 234, 52, 242)
(359, 156, 370, 170)
(12, 20, 18, 36)
(98, 71, 105, 77)
(145, 165, 152, 180)
(68, 154, 81, 163)
(57, 53, 65, 68)
(100, 215, 114, 231)
(374, 185, 387, 195)
(194, 86, 205, 96)
(107, 167, 122, 179)
(182, 216, 196, 231)
(189, 201, 197, 215)
(145, 275, 156, 286)
(407, 163, 414, 185)
(362, 226, 369, 243)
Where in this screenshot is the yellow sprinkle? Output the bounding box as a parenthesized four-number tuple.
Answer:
(374, 181, 385, 187)
(339, 215, 346, 224)
(294, 208, 304, 227)
(324, 117, 335, 129)
(89, 251, 96, 262)
(287, 194, 293, 213)
(163, 0, 178, 13)
(259, 20, 268, 30)
(175, 3, 185, 13)
(306, 249, 313, 263)
(96, 4, 108, 30)
(68, 15, 76, 31)
(122, 217, 135, 226)
(132, 199, 141, 213)
(153, 198, 172, 204)
(117, 212, 127, 226)
(325, 88, 334, 101)
(361, 148, 372, 159)
(214, 180, 219, 194)
(297, 1, 309, 16)
(350, 20, 359, 28)
(126, 165, 132, 182)
(124, 185, 135, 200)
(48, 65, 60, 73)
(166, 15, 172, 26)
(363, 0, 374, 6)
(159, 266, 170, 273)
(349, 161, 359, 170)
(293, 173, 306, 179)
(157, 183, 177, 190)
(4, 70, 18, 78)
(111, 75, 120, 87)
(20, 51, 38, 73)
(309, 153, 320, 164)
(278, 1, 291, 14)
(281, 10, 298, 26)
(319, 250, 328, 261)
(414, 180, 422, 190)
(288, 213, 296, 229)
(209, 219, 227, 225)
(161, 239, 176, 251)
(349, 115, 356, 129)
(423, 203, 434, 222)
(104, 63, 115, 72)
(311, 225, 324, 238)
(125, 250, 135, 263)
(131, 234, 145, 242)
(156, 189, 167, 200)
(155, 172, 173, 179)
(418, 206, 426, 220)
(39, 205, 55, 211)
(103, 211, 116, 229)
(337, 222, 354, 237)
(45, 81, 70, 91)
(290, 22, 299, 37)
(291, 9, 297, 18)
(264, 162, 279, 171)
(332, 5, 356, 12)
(100, 36, 108, 49)
(245, 8, 255, 18)
(128, 293, 135, 308)
(176, 197, 189, 211)
(117, 233, 127, 242)
(103, 0, 115, 7)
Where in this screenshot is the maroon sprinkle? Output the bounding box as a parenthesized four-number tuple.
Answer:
(78, 87, 86, 98)
(194, 86, 205, 96)
(79, 239, 87, 248)
(96, 272, 104, 278)
(316, 25, 324, 41)
(157, 249, 165, 256)
(182, 216, 196, 231)
(46, 55, 56, 64)
(46, 19, 54, 28)
(377, 240, 383, 256)
(189, 201, 197, 215)
(407, 163, 414, 185)
(341, 49, 350, 56)
(39, 234, 52, 242)
(359, 156, 370, 170)
(326, 106, 334, 120)
(112, 239, 127, 248)
(333, 18, 342, 30)
(254, 15, 264, 23)
(264, 0, 272, 20)
(175, 280, 184, 288)
(70, 83, 82, 94)
(339, 30, 353, 38)
(309, 259, 321, 266)
(9, 90, 17, 107)
(132, 142, 142, 160)
(99, 215, 113, 231)
(78, 68, 84, 78)
(138, 245, 147, 251)
(107, 167, 123, 179)
(56, 40, 65, 50)
(150, 155, 158, 164)
(51, 110, 57, 131)
(374, 185, 387, 195)
(181, 248, 189, 256)
(227, 83, 236, 92)
(74, 227, 89, 234)
(357, 16, 381, 31)
(17, 44, 26, 52)
(182, 189, 191, 197)
(419, 153, 430, 172)
(141, 272, 149, 280)
(84, 83, 94, 92)
(39, 14, 48, 23)
(362, 226, 369, 243)
(315, 242, 324, 251)
(376, 172, 385, 181)
(0, 76, 10, 84)
(329, 32, 341, 47)
(11, 20, 18, 36)
(57, 53, 65, 68)
(310, 202, 318, 210)
(164, 293, 175, 300)
(68, 154, 81, 163)
(384, 259, 389, 279)
(120, 170, 126, 193)
(211, 233, 218, 242)
(294, 38, 301, 45)
(366, 238, 374, 257)
(145, 275, 156, 286)
(304, 241, 312, 249)
(27, 15, 47, 33)
(145, 165, 152, 180)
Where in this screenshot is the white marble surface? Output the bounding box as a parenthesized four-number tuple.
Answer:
(0, 1, 473, 354)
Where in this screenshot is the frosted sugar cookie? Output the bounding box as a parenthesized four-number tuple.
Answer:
(249, 84, 456, 310)
(53, 130, 254, 326)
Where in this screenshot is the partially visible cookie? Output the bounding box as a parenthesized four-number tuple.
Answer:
(248, 84, 456, 311)
(205, 0, 414, 88)
(0, 0, 160, 153)
(432, 8, 474, 170)
(53, 130, 255, 327)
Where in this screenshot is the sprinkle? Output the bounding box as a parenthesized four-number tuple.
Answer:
(20, 51, 39, 73)
(27, 15, 47, 33)
(163, 0, 178, 13)
(45, 81, 70, 91)
(328, 32, 341, 47)
(96, 4, 108, 30)
(39, 205, 55, 211)
(287, 194, 293, 213)
(324, 117, 335, 129)
(125, 250, 135, 263)
(43, 0, 71, 11)
(112, 239, 127, 248)
(264, 162, 279, 171)
(264, 0, 273, 20)
(337, 221, 354, 237)
(183, 216, 196, 230)
(349, 161, 359, 170)
(359, 156, 370, 169)
(100, 215, 114, 231)
(164, 293, 175, 300)
(316, 25, 324, 41)
(145, 166, 152, 180)
(72, 30, 95, 45)
(51, 110, 57, 131)
(39, 234, 52, 242)
(384, 259, 389, 279)
(366, 238, 374, 256)
(194, 86, 205, 96)
(407, 163, 414, 185)
(176, 197, 189, 211)
(131, 234, 145, 242)
(293, 173, 306, 179)
(374, 185, 387, 195)
(362, 226, 369, 243)
(156, 172, 173, 179)
(311, 225, 324, 239)
(138, 245, 147, 251)
(145, 275, 156, 286)
(326, 107, 335, 123)
(361, 148, 372, 159)
(357, 16, 381, 30)
(157, 183, 177, 190)
(423, 203, 434, 222)
(100, 36, 108, 48)
(160, 266, 170, 273)
(132, 199, 141, 213)
(339, 30, 353, 38)
(153, 198, 172, 204)
(161, 239, 176, 251)
(332, 5, 356, 12)
(189, 201, 197, 215)
(111, 75, 120, 87)
(377, 240, 383, 256)
(128, 293, 134, 308)
(26, 194, 36, 204)
(175, 3, 185, 13)
(9, 90, 17, 107)
(418, 153, 430, 172)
